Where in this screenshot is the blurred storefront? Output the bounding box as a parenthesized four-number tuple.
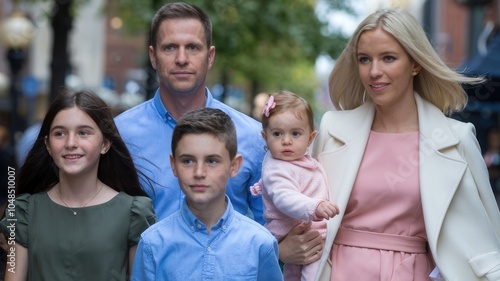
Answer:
(447, 0, 500, 153)
(0, 0, 148, 148)
(414, 0, 500, 152)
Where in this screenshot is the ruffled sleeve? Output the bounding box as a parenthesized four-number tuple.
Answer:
(0, 193, 30, 248)
(128, 196, 155, 247)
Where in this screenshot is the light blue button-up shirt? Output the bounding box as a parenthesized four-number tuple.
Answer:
(131, 197, 283, 281)
(115, 88, 265, 223)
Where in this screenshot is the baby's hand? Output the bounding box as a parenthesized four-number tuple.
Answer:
(314, 201, 340, 220)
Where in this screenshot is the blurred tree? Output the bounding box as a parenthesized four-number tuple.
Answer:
(25, 0, 352, 109)
(116, 0, 351, 113)
(49, 0, 72, 103)
(25, 0, 87, 102)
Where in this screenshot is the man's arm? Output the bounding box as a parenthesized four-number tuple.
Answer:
(278, 222, 324, 265)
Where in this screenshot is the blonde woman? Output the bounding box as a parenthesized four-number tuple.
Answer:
(313, 8, 500, 281)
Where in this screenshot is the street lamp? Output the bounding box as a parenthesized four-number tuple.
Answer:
(0, 0, 34, 150)
(0, 72, 9, 96)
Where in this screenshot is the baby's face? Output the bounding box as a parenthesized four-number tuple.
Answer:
(262, 111, 315, 162)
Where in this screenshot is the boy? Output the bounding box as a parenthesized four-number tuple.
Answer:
(131, 108, 283, 281)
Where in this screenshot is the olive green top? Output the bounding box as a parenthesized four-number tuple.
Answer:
(0, 192, 155, 281)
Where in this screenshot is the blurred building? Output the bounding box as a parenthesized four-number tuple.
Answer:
(430, 0, 500, 153)
(0, 0, 148, 136)
(1, 0, 499, 145)
(383, 0, 500, 152)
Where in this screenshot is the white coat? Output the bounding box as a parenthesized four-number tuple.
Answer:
(312, 93, 500, 281)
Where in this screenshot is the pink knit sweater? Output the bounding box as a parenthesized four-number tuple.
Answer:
(252, 152, 330, 240)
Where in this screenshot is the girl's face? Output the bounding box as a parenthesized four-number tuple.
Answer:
(262, 111, 316, 162)
(357, 28, 420, 110)
(45, 107, 111, 178)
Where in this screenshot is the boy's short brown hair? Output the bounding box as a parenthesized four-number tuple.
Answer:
(171, 108, 237, 159)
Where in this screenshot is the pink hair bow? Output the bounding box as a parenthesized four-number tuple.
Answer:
(262, 95, 276, 117)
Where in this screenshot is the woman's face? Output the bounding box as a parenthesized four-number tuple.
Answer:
(357, 28, 420, 109)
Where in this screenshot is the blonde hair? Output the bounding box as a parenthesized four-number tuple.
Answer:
(329, 8, 484, 116)
(261, 90, 315, 132)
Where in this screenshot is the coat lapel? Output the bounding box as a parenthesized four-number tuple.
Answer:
(415, 94, 467, 252)
(319, 103, 375, 211)
(316, 103, 375, 260)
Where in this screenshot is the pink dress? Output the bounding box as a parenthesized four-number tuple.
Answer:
(330, 131, 435, 281)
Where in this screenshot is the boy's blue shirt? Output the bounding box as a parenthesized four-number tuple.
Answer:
(131, 197, 283, 281)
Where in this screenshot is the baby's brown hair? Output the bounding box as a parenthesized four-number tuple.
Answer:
(261, 90, 315, 132)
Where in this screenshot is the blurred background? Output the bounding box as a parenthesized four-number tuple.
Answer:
(0, 0, 499, 193)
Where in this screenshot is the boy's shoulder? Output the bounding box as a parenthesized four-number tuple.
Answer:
(139, 210, 183, 242)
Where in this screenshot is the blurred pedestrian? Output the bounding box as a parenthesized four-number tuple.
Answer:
(15, 121, 41, 167)
(484, 127, 500, 195)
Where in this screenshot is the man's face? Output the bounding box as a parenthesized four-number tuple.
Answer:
(149, 18, 215, 97)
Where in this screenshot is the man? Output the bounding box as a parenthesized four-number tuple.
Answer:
(116, 2, 323, 268)
(115, 2, 264, 224)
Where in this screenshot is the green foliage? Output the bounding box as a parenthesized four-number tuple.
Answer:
(218, 1, 348, 112)
(114, 0, 156, 33)
(23, 0, 89, 18)
(183, 0, 350, 110)
(32, 0, 352, 111)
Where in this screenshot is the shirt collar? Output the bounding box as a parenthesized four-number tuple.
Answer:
(153, 87, 216, 124)
(153, 89, 168, 122)
(181, 195, 234, 234)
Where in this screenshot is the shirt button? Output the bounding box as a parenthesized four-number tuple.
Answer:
(197, 224, 202, 229)
(190, 226, 195, 231)
(207, 247, 212, 252)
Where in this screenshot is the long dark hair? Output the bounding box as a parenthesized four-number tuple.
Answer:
(17, 88, 148, 197)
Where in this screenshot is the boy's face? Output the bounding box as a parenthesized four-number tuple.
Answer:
(170, 133, 242, 209)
